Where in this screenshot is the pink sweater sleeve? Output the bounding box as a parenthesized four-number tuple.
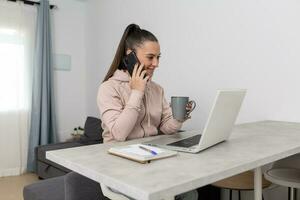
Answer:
(97, 83, 143, 141)
(159, 91, 183, 134)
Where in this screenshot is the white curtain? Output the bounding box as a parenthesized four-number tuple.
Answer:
(0, 0, 36, 177)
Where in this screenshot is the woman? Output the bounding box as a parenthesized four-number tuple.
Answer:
(97, 24, 198, 199)
(98, 23, 191, 142)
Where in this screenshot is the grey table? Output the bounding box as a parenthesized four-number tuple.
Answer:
(46, 121, 300, 200)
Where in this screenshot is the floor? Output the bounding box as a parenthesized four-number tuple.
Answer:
(0, 173, 39, 200)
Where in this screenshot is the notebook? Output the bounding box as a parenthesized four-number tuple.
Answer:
(108, 144, 177, 164)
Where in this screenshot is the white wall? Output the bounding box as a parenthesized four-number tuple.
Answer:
(85, 0, 300, 199)
(85, 0, 104, 117)
(50, 0, 87, 141)
(85, 0, 300, 131)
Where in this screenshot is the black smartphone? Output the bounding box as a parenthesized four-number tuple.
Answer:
(122, 51, 140, 76)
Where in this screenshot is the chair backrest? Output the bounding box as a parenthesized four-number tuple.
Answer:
(272, 153, 300, 169)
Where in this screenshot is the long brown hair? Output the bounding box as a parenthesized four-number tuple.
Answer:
(102, 24, 158, 82)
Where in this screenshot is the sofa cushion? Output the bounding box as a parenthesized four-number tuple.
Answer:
(81, 116, 103, 142)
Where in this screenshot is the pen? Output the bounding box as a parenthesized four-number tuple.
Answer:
(139, 145, 157, 155)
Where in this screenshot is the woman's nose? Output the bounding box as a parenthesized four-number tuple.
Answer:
(152, 58, 159, 67)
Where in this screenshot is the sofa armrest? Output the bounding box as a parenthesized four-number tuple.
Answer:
(37, 142, 84, 163)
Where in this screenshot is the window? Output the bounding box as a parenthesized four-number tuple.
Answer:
(0, 28, 25, 112)
(0, 1, 37, 177)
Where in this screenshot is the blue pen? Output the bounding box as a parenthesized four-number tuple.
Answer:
(139, 145, 157, 155)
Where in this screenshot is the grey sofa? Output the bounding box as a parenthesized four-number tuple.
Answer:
(36, 116, 103, 179)
(24, 116, 109, 200)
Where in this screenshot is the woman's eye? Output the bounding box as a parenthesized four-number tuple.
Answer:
(146, 55, 160, 60)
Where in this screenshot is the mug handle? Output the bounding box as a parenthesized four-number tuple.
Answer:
(186, 100, 196, 115)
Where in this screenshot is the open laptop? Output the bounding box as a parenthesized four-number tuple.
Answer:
(144, 89, 246, 153)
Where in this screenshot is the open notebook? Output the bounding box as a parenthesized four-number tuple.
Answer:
(108, 144, 177, 164)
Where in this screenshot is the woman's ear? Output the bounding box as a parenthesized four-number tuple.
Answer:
(126, 49, 132, 55)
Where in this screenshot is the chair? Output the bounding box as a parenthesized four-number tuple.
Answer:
(24, 172, 111, 200)
(212, 170, 271, 200)
(264, 153, 300, 200)
(23, 176, 65, 200)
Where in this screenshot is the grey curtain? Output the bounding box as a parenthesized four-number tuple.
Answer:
(27, 0, 57, 172)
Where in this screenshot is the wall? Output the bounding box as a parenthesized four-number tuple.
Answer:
(85, 0, 300, 199)
(50, 0, 87, 141)
(86, 0, 300, 130)
(85, 0, 103, 117)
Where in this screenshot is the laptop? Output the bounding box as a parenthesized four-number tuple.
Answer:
(144, 89, 246, 153)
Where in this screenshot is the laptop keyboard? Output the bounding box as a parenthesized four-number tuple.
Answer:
(167, 134, 202, 148)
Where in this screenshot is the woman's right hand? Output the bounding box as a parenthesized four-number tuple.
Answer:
(129, 63, 149, 93)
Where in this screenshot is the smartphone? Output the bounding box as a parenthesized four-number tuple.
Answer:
(122, 51, 140, 76)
